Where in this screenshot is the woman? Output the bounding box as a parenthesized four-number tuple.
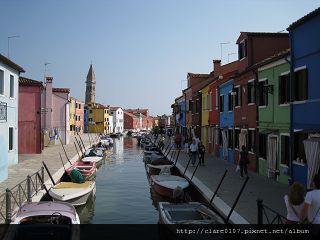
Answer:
(239, 145, 249, 178)
(284, 182, 305, 224)
(189, 139, 198, 165)
(198, 141, 205, 166)
(300, 174, 320, 224)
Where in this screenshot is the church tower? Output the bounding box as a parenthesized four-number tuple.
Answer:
(85, 64, 96, 104)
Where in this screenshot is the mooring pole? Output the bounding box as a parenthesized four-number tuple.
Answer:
(183, 157, 192, 177)
(27, 175, 32, 202)
(189, 160, 200, 184)
(42, 161, 56, 186)
(74, 142, 81, 159)
(174, 149, 181, 166)
(207, 169, 228, 208)
(226, 176, 249, 223)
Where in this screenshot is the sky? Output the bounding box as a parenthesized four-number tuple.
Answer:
(1, 0, 319, 116)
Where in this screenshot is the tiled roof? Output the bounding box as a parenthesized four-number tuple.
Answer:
(0, 54, 25, 73)
(123, 111, 138, 118)
(53, 88, 70, 93)
(237, 32, 288, 44)
(187, 73, 210, 78)
(287, 7, 320, 30)
(253, 49, 290, 69)
(19, 77, 43, 86)
(110, 107, 122, 111)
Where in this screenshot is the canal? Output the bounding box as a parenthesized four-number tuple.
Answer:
(77, 136, 160, 224)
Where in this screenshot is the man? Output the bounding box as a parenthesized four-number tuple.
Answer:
(189, 139, 198, 165)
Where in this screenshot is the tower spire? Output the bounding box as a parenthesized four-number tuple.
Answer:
(85, 64, 96, 104)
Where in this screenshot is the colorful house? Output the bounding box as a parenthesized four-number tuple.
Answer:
(84, 106, 89, 133)
(256, 50, 291, 184)
(218, 79, 235, 164)
(19, 77, 43, 154)
(200, 83, 211, 150)
(69, 97, 84, 135)
(287, 7, 320, 188)
(174, 95, 186, 136)
(110, 107, 124, 133)
(123, 111, 140, 131)
(0, 54, 24, 182)
(233, 32, 289, 172)
(87, 102, 109, 134)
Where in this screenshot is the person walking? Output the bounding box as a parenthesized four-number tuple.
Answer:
(300, 174, 320, 224)
(189, 139, 198, 166)
(198, 141, 205, 166)
(239, 145, 249, 178)
(284, 182, 305, 224)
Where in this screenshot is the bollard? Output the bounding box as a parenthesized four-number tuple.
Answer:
(257, 198, 263, 224)
(5, 188, 12, 224)
(27, 175, 32, 202)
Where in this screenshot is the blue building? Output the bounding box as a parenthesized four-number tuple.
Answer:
(218, 79, 235, 164)
(288, 7, 320, 188)
(84, 106, 89, 133)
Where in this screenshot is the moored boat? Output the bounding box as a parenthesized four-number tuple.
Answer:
(66, 161, 97, 180)
(49, 181, 96, 206)
(81, 156, 103, 167)
(150, 175, 189, 198)
(146, 164, 174, 175)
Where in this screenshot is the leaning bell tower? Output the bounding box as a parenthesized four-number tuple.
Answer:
(85, 64, 96, 104)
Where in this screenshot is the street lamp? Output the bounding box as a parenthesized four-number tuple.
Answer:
(7, 35, 20, 59)
(220, 42, 230, 63)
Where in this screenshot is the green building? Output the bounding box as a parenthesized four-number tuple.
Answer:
(257, 49, 291, 184)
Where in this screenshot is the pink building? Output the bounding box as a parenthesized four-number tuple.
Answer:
(42, 76, 70, 145)
(18, 77, 43, 153)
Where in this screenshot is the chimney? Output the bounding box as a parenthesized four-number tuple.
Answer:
(45, 76, 53, 129)
(213, 60, 221, 78)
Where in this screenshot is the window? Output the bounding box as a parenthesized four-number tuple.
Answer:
(247, 82, 255, 104)
(89, 110, 93, 114)
(228, 129, 233, 148)
(0, 70, 4, 95)
(209, 92, 212, 110)
(10, 75, 14, 98)
(219, 95, 224, 112)
(294, 68, 308, 101)
(215, 88, 218, 109)
(281, 135, 290, 166)
(9, 127, 13, 151)
(89, 118, 93, 122)
(195, 99, 199, 113)
(234, 129, 240, 149)
(259, 134, 267, 159)
(248, 130, 255, 153)
(294, 132, 308, 163)
(228, 92, 234, 111)
(219, 129, 223, 146)
(238, 39, 247, 59)
(189, 100, 193, 112)
(234, 86, 241, 107)
(279, 73, 290, 104)
(258, 80, 268, 106)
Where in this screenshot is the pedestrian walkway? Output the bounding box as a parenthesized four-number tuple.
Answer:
(166, 147, 289, 224)
(0, 134, 96, 194)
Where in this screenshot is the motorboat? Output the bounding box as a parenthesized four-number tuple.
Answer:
(84, 148, 104, 157)
(150, 175, 189, 198)
(66, 161, 97, 181)
(49, 181, 96, 206)
(146, 158, 174, 175)
(8, 202, 80, 240)
(12, 201, 80, 224)
(81, 156, 103, 168)
(158, 202, 223, 224)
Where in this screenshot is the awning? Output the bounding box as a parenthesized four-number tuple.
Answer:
(259, 129, 276, 135)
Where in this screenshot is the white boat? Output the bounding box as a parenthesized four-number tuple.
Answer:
(158, 202, 223, 224)
(7, 201, 80, 240)
(12, 201, 80, 224)
(49, 181, 96, 206)
(150, 175, 189, 198)
(81, 156, 103, 167)
(146, 164, 174, 175)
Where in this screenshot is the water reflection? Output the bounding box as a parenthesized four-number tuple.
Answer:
(77, 194, 96, 224)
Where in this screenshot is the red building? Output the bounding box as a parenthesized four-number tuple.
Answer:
(123, 111, 140, 130)
(18, 77, 43, 153)
(233, 32, 289, 171)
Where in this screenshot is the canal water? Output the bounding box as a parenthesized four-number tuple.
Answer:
(77, 137, 161, 224)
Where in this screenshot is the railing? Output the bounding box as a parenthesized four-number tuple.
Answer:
(0, 167, 45, 223)
(257, 198, 287, 224)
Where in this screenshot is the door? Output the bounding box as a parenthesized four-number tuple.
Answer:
(267, 136, 278, 179)
(19, 121, 36, 154)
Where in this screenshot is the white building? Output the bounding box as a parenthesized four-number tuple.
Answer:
(0, 54, 25, 182)
(107, 115, 113, 134)
(110, 107, 124, 133)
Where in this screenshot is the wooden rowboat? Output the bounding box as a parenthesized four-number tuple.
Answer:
(150, 175, 189, 199)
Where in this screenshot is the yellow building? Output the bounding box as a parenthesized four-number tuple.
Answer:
(200, 84, 211, 149)
(69, 98, 76, 134)
(87, 102, 109, 134)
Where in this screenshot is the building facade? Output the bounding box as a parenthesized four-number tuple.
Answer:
(69, 97, 84, 135)
(87, 102, 109, 134)
(18, 77, 43, 154)
(288, 8, 320, 188)
(0, 54, 24, 182)
(110, 107, 124, 133)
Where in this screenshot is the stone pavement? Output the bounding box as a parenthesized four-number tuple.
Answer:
(0, 134, 97, 195)
(166, 146, 289, 224)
